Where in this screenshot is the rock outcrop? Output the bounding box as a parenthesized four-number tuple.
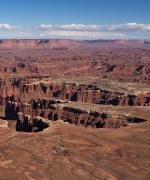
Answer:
(0, 79, 150, 107)
(16, 113, 49, 132)
(5, 99, 127, 129)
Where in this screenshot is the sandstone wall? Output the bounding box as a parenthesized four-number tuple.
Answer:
(5, 99, 126, 129)
(0, 79, 150, 107)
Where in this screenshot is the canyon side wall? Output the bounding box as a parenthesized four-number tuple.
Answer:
(0, 79, 150, 107)
(5, 99, 127, 129)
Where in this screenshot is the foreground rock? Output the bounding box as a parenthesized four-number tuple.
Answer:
(0, 115, 150, 180)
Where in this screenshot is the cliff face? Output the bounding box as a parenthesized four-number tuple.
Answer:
(0, 79, 150, 107)
(0, 39, 80, 49)
(5, 99, 127, 129)
(1, 78, 150, 107)
(1, 77, 149, 129)
(16, 113, 49, 132)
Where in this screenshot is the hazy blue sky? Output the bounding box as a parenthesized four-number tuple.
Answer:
(0, 0, 150, 39)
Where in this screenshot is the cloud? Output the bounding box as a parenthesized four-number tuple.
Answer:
(0, 23, 17, 30)
(38, 23, 150, 39)
(40, 24, 101, 31)
(40, 23, 150, 32)
(39, 24, 125, 39)
(0, 22, 150, 39)
(40, 30, 125, 39)
(106, 23, 150, 31)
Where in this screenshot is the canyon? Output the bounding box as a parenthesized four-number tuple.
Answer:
(0, 39, 150, 180)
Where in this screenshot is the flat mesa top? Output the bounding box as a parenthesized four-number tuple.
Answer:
(29, 76, 150, 95)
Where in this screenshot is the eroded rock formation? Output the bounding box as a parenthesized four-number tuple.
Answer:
(4, 98, 127, 129)
(0, 78, 150, 107)
(16, 113, 49, 132)
(0, 39, 150, 131)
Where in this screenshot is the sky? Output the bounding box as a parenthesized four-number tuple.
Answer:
(0, 0, 150, 39)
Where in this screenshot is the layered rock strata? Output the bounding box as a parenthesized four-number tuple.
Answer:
(5, 99, 127, 129)
(0, 78, 150, 107)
